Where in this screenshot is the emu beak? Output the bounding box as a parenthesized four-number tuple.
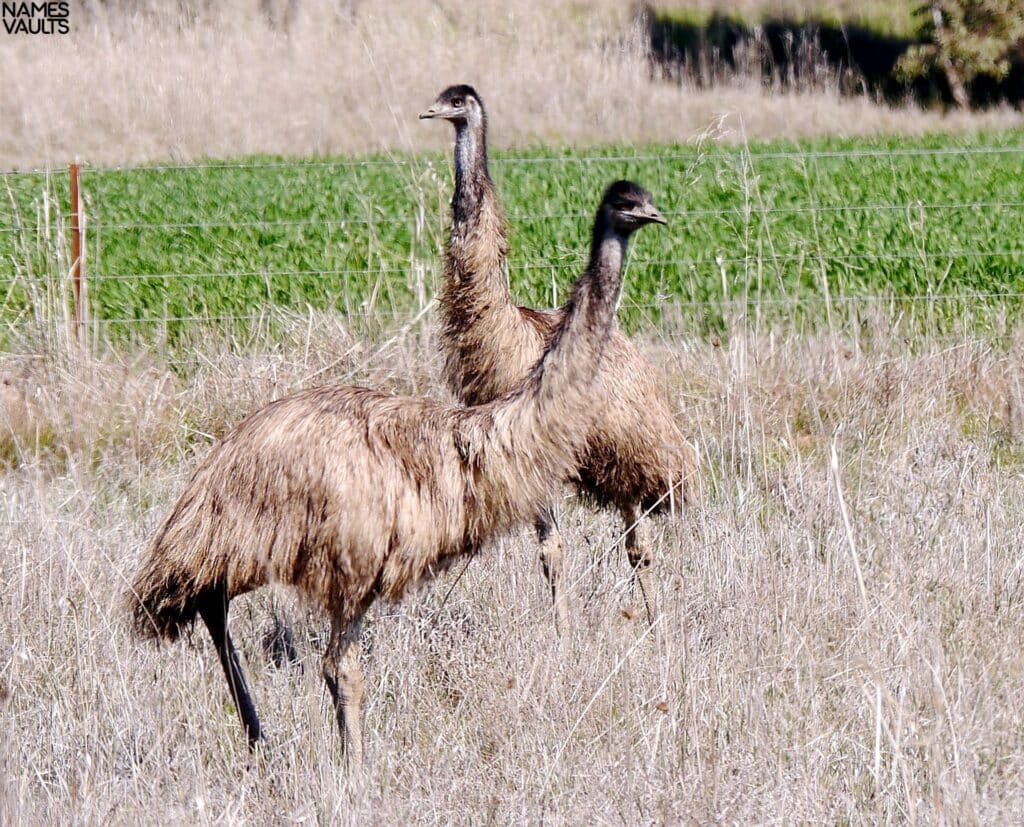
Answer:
(419, 105, 441, 119)
(644, 206, 668, 225)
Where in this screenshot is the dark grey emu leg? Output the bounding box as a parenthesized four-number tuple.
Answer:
(199, 592, 263, 748)
(620, 503, 655, 625)
(536, 505, 569, 633)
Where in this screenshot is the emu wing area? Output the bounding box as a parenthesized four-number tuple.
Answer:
(517, 305, 695, 511)
(195, 386, 471, 608)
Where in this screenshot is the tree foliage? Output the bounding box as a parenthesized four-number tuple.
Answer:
(897, 0, 1024, 107)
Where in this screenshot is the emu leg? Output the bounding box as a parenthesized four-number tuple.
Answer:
(322, 613, 366, 769)
(198, 594, 263, 748)
(621, 504, 655, 625)
(536, 506, 569, 634)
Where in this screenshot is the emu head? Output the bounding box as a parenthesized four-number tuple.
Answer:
(419, 85, 485, 129)
(601, 180, 667, 233)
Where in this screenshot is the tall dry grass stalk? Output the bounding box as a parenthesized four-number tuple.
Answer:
(0, 0, 1021, 169)
(3, 306, 1024, 820)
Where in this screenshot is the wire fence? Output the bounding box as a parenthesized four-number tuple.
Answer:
(2, 141, 1023, 364)
(5, 143, 1024, 176)
(5, 199, 1024, 237)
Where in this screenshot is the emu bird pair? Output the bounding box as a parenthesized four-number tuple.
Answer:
(128, 86, 699, 765)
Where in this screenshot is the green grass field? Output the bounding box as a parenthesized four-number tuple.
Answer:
(651, 0, 921, 39)
(2, 131, 1023, 344)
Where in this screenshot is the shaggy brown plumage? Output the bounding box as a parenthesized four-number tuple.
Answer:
(127, 180, 666, 764)
(421, 85, 700, 626)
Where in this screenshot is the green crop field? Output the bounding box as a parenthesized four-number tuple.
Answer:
(2, 130, 1023, 345)
(650, 1, 921, 40)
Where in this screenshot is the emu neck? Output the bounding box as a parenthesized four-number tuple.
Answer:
(463, 211, 634, 540)
(478, 210, 630, 528)
(585, 215, 628, 308)
(530, 210, 629, 409)
(440, 117, 526, 403)
(452, 119, 490, 225)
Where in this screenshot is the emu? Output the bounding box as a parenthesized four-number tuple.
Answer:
(127, 181, 666, 764)
(421, 85, 700, 628)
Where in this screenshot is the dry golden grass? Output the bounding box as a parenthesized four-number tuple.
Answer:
(3, 2, 1024, 820)
(1, 0, 1021, 169)
(3, 305, 1024, 821)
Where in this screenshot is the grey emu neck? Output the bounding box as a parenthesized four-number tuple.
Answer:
(524, 207, 629, 411)
(587, 213, 629, 304)
(452, 120, 490, 224)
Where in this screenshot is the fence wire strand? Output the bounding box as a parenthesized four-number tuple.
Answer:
(3, 200, 1024, 235)
(2, 249, 1024, 289)
(3, 143, 1024, 177)
(2, 143, 1023, 343)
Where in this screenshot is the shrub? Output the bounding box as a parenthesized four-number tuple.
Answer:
(897, 0, 1024, 107)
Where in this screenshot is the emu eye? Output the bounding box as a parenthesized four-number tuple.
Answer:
(452, 98, 464, 107)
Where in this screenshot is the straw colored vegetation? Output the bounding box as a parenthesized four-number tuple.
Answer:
(3, 303, 1024, 820)
(3, 1, 1024, 821)
(0, 0, 1021, 170)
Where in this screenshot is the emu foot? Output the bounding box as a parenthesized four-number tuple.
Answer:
(628, 557, 656, 626)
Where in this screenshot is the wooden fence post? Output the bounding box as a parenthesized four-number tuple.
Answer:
(70, 162, 83, 343)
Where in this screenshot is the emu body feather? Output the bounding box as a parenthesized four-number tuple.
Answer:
(127, 180, 664, 764)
